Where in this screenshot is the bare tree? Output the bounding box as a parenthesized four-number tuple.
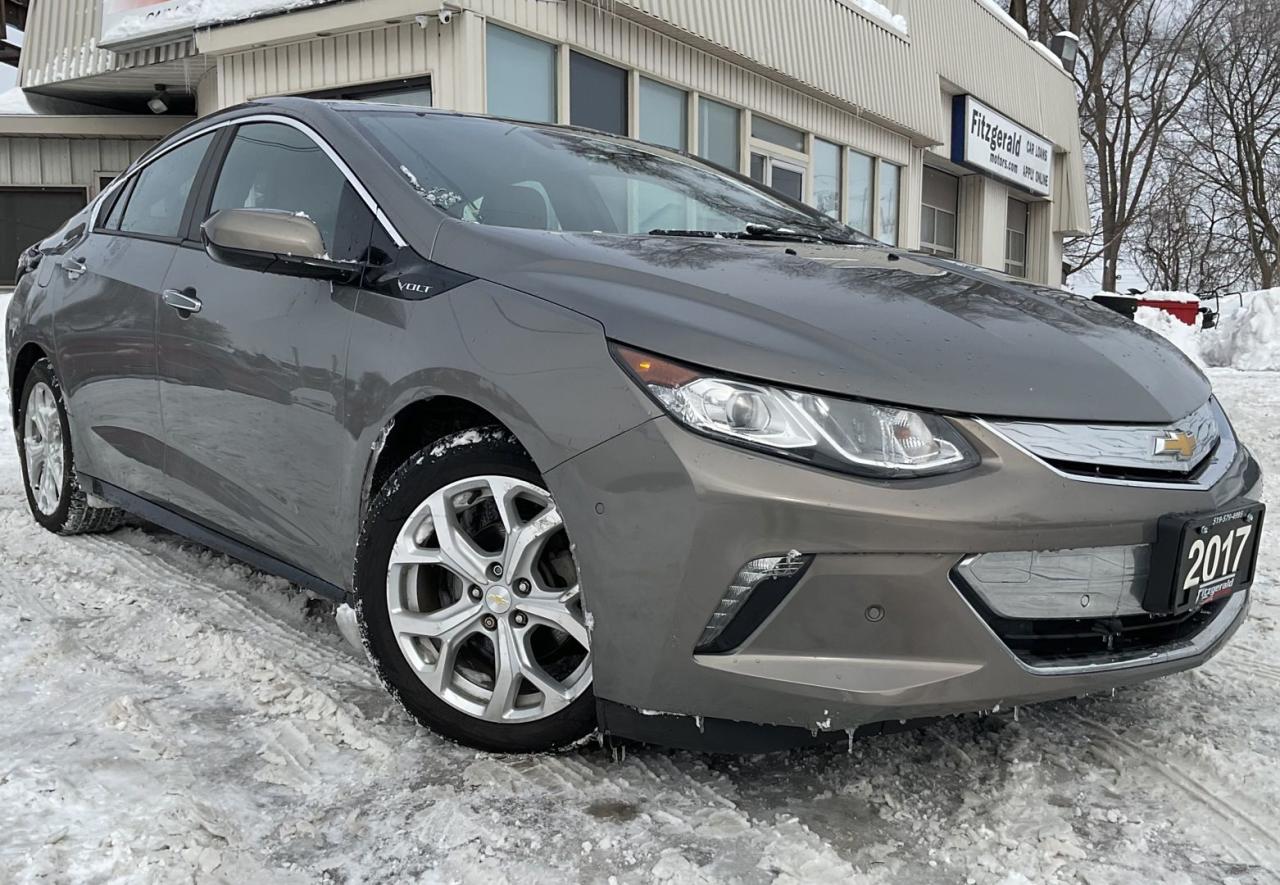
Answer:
(1130, 145, 1252, 294)
(1008, 0, 1030, 30)
(1068, 0, 1219, 291)
(1185, 0, 1280, 288)
(1015, 0, 1087, 44)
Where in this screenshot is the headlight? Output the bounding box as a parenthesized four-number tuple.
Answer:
(616, 345, 979, 478)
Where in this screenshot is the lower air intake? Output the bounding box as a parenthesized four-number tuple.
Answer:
(695, 551, 812, 654)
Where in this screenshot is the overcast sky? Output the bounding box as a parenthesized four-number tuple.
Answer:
(1, 26, 24, 92)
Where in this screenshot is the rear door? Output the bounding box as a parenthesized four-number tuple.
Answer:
(155, 120, 374, 581)
(54, 131, 218, 496)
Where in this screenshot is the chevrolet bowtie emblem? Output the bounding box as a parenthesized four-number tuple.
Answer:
(1154, 430, 1196, 460)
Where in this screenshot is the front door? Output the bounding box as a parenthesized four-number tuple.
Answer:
(156, 121, 375, 581)
(54, 132, 217, 497)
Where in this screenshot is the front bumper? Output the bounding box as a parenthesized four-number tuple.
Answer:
(545, 415, 1261, 741)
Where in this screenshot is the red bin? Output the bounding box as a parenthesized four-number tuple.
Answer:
(1138, 298, 1200, 326)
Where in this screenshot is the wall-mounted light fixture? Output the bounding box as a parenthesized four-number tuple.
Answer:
(1050, 31, 1079, 74)
(147, 84, 170, 114)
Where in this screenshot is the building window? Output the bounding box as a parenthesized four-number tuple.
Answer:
(846, 150, 874, 234)
(309, 77, 432, 107)
(1006, 196, 1029, 277)
(749, 153, 805, 201)
(750, 115, 806, 153)
(570, 51, 627, 135)
(697, 98, 741, 171)
(877, 161, 901, 246)
(638, 78, 687, 150)
(812, 139, 841, 219)
(486, 24, 556, 123)
(920, 167, 958, 257)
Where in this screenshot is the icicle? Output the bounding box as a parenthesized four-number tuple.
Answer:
(846, 728, 856, 755)
(694, 715, 704, 734)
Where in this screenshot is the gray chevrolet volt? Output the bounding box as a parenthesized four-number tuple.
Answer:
(6, 98, 1266, 752)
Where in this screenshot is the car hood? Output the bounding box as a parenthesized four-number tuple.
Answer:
(432, 223, 1209, 423)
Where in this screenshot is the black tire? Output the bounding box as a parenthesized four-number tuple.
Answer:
(355, 426, 596, 753)
(16, 359, 124, 535)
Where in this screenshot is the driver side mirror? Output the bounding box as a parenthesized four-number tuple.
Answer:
(201, 208, 359, 282)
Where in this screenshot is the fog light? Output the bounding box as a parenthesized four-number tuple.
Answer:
(696, 551, 812, 653)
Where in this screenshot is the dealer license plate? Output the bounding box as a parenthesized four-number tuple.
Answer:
(1149, 501, 1265, 612)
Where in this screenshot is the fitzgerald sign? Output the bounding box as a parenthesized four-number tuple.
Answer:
(951, 96, 1053, 197)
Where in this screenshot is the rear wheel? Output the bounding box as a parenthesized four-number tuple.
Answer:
(356, 427, 595, 752)
(17, 359, 124, 535)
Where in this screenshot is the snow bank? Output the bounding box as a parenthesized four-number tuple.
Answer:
(1202, 289, 1280, 372)
(1134, 306, 1205, 368)
(1130, 289, 1280, 371)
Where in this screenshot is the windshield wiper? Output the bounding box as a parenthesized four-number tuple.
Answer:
(648, 223, 862, 246)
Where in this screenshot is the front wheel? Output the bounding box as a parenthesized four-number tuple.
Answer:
(355, 427, 595, 752)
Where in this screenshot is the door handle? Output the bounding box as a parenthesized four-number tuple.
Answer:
(63, 257, 87, 281)
(162, 288, 202, 315)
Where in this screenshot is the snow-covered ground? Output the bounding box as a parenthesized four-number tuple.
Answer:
(2, 292, 1279, 884)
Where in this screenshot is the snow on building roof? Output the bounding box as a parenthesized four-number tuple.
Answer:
(839, 0, 909, 35)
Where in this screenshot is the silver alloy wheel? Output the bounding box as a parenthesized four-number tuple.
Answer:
(386, 475, 592, 723)
(23, 381, 65, 516)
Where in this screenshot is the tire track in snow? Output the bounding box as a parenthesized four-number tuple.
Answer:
(1211, 651, 1280, 683)
(38, 521, 862, 878)
(71, 530, 376, 689)
(1062, 710, 1280, 874)
(66, 521, 865, 877)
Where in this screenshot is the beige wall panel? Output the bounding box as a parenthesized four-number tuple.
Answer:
(0, 136, 158, 187)
(217, 20, 444, 106)
(608, 0, 937, 140)
(38, 138, 72, 184)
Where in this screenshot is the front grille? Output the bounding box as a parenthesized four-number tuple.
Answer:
(954, 566, 1230, 669)
(983, 398, 1235, 488)
(1044, 440, 1222, 484)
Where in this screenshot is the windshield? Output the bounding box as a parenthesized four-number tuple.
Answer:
(349, 110, 869, 242)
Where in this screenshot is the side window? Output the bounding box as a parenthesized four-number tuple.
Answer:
(100, 177, 135, 230)
(208, 122, 373, 262)
(118, 132, 216, 238)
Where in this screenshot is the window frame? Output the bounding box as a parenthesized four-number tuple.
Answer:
(568, 49, 629, 136)
(637, 75, 688, 151)
(94, 130, 221, 246)
(485, 23, 558, 124)
(811, 137, 843, 221)
(1005, 195, 1030, 277)
(844, 148, 876, 235)
(191, 120, 369, 258)
(89, 113, 406, 251)
(695, 96, 743, 173)
(919, 166, 959, 258)
(749, 151, 807, 202)
(875, 160, 902, 247)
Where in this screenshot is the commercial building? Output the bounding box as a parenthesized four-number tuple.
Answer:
(1, 0, 1089, 285)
